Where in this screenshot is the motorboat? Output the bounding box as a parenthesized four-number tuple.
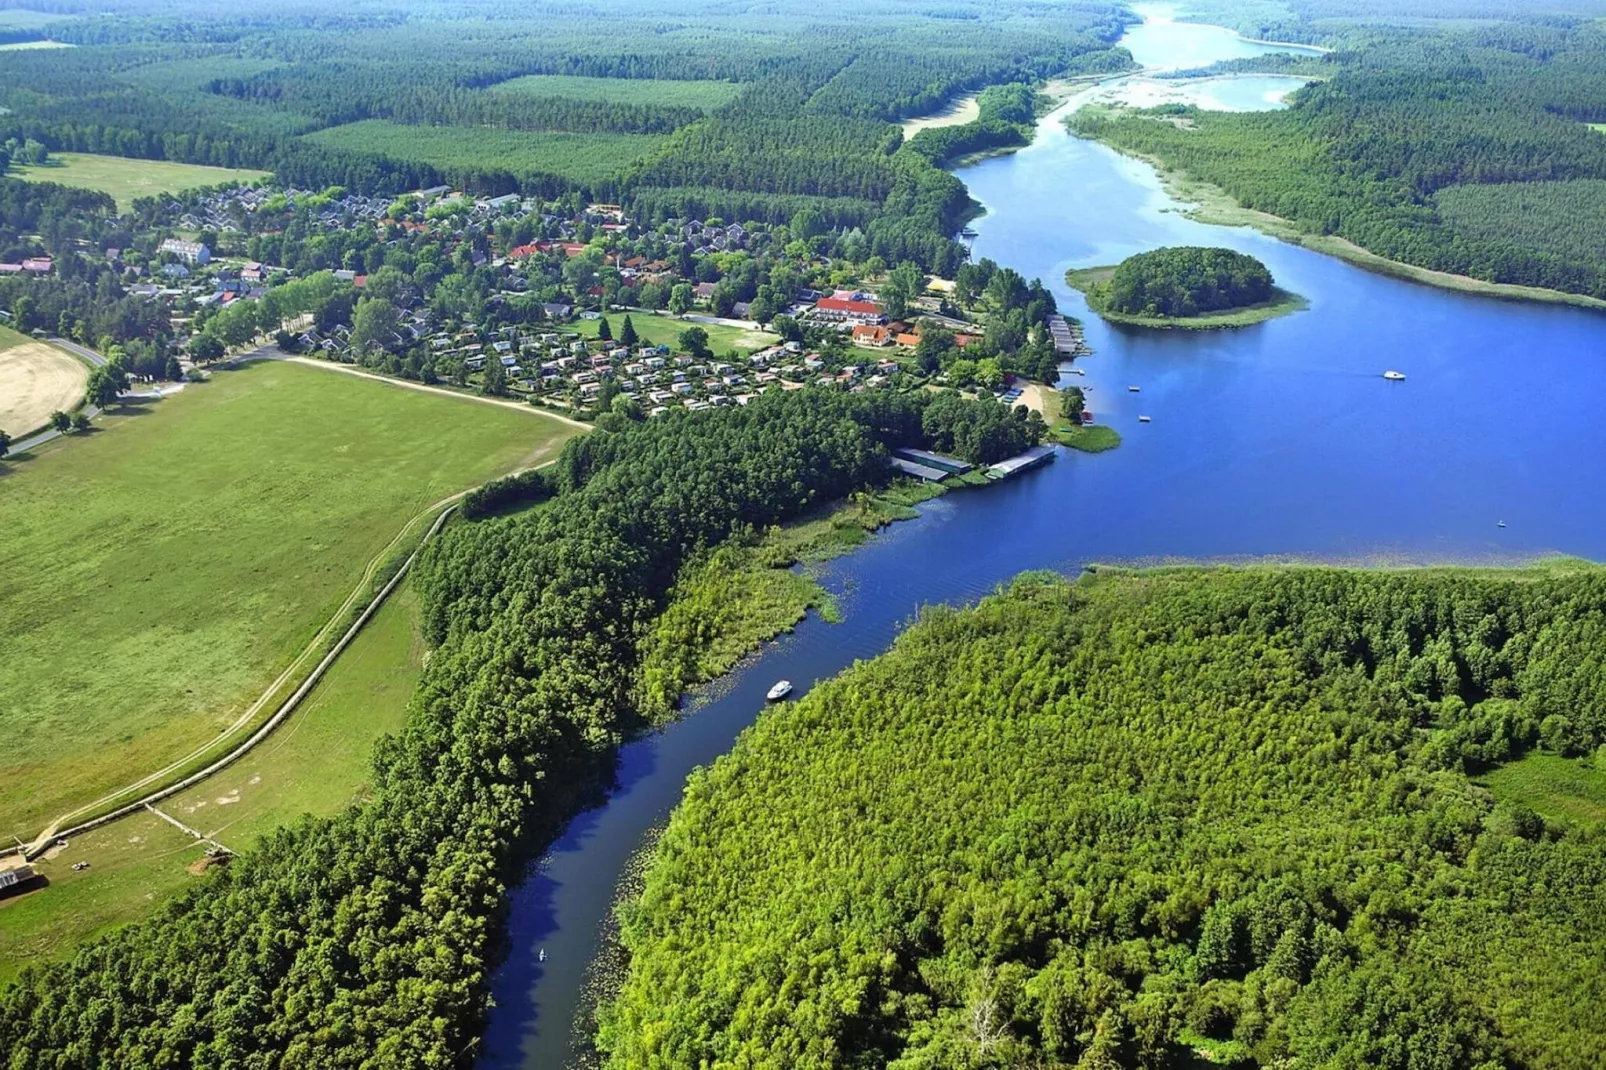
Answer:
(1128, 385, 1141, 392)
(767, 680, 794, 701)
(1138, 415, 1152, 423)
(1383, 370, 1406, 381)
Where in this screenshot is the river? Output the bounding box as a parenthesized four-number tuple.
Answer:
(478, 11, 1606, 1068)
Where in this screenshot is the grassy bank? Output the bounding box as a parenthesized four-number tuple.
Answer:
(1078, 134, 1606, 313)
(1066, 265, 1308, 328)
(1035, 382, 1123, 452)
(10, 153, 270, 212)
(0, 360, 578, 838)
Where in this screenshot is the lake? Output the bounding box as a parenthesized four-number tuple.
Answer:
(478, 11, 1606, 1069)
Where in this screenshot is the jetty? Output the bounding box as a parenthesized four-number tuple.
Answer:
(987, 444, 1057, 481)
(1047, 315, 1089, 356)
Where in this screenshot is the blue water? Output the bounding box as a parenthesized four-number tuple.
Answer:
(479, 15, 1606, 1070)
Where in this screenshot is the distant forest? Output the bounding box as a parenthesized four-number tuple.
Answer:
(604, 566, 1606, 1069)
(1073, 3, 1606, 299)
(0, 0, 1135, 273)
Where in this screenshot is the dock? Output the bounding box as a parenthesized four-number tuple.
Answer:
(892, 447, 973, 475)
(889, 456, 948, 483)
(986, 444, 1057, 481)
(1047, 315, 1089, 356)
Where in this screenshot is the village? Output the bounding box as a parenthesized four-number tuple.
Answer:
(1, 178, 1090, 428)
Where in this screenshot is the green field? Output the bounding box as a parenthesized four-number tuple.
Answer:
(1591, 124, 1606, 135)
(302, 121, 666, 186)
(1480, 751, 1606, 826)
(0, 10, 76, 29)
(0, 360, 579, 839)
(490, 74, 743, 110)
(0, 583, 427, 981)
(0, 39, 71, 50)
(576, 312, 777, 354)
(9, 152, 271, 211)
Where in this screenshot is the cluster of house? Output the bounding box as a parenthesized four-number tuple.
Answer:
(0, 257, 52, 275)
(804, 290, 981, 352)
(676, 218, 751, 255)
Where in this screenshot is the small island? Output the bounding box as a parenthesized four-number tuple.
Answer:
(1066, 245, 1307, 329)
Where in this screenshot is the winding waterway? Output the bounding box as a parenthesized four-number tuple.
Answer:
(478, 11, 1606, 1068)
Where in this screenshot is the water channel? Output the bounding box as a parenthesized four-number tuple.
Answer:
(479, 10, 1606, 1067)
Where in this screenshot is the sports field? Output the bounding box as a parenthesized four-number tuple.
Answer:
(0, 328, 86, 437)
(9, 153, 271, 211)
(490, 74, 743, 110)
(0, 359, 579, 838)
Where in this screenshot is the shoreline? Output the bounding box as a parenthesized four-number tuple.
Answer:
(1082, 134, 1606, 314)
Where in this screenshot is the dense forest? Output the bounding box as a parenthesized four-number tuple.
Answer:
(0, 388, 1042, 1067)
(0, 0, 1133, 272)
(602, 566, 1606, 1068)
(1094, 246, 1275, 318)
(1071, 11, 1606, 299)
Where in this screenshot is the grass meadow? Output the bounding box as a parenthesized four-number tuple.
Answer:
(0, 359, 578, 839)
(0, 584, 427, 981)
(10, 153, 271, 211)
(302, 121, 665, 186)
(575, 312, 777, 354)
(490, 74, 743, 110)
(1480, 751, 1606, 826)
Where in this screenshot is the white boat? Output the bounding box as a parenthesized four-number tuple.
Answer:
(1383, 370, 1406, 381)
(1498, 520, 1507, 528)
(1138, 415, 1152, 423)
(1128, 385, 1141, 392)
(766, 680, 793, 701)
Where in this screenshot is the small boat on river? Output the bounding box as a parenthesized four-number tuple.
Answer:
(766, 680, 793, 701)
(1138, 415, 1152, 423)
(1129, 385, 1141, 392)
(1383, 370, 1406, 381)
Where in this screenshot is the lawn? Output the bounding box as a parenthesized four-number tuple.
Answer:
(0, 583, 427, 981)
(1480, 751, 1606, 826)
(0, 40, 72, 50)
(0, 360, 580, 839)
(9, 153, 271, 212)
(575, 311, 778, 355)
(1591, 124, 1606, 135)
(490, 74, 742, 110)
(302, 121, 666, 186)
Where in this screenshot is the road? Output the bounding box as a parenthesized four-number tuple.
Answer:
(8, 337, 108, 454)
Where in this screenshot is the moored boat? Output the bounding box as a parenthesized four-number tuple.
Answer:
(766, 680, 793, 701)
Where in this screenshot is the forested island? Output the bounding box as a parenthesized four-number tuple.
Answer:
(601, 565, 1606, 1069)
(1067, 245, 1305, 328)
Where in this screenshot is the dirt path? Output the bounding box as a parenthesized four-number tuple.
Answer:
(0, 342, 88, 437)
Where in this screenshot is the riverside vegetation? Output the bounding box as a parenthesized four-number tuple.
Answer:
(602, 565, 1606, 1069)
(0, 387, 1043, 1065)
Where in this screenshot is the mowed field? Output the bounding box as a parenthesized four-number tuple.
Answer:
(9, 153, 271, 212)
(490, 73, 743, 110)
(0, 359, 579, 838)
(301, 121, 665, 185)
(574, 312, 778, 354)
(0, 582, 429, 980)
(0, 327, 87, 437)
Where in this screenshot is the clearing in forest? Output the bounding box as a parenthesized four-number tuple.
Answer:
(0, 329, 87, 437)
(0, 359, 580, 839)
(9, 153, 271, 212)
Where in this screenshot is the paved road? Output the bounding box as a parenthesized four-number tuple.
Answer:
(9, 337, 108, 454)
